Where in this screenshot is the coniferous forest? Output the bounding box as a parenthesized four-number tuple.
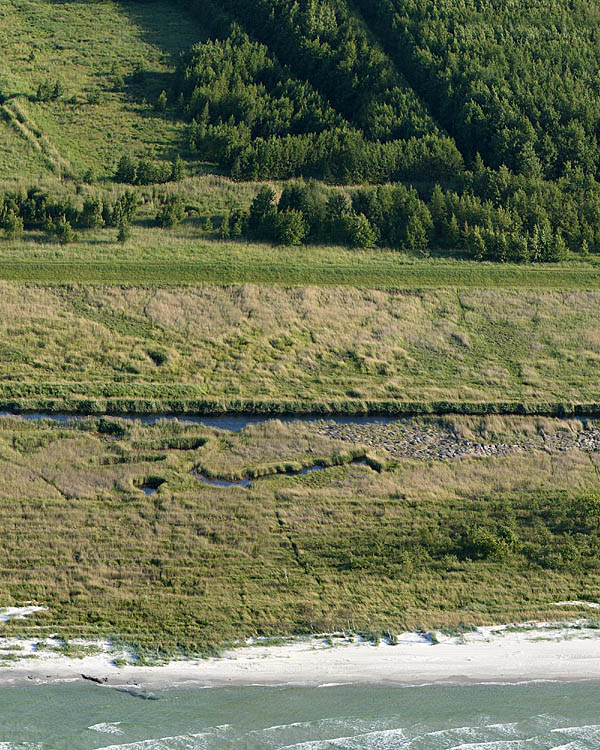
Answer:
(169, 0, 600, 259)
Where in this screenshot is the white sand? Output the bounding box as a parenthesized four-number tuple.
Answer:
(2, 621, 600, 689)
(0, 605, 46, 623)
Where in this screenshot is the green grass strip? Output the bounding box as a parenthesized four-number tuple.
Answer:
(1, 260, 600, 288)
(2, 396, 600, 418)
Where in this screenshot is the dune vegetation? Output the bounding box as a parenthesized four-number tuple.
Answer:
(0, 283, 596, 412)
(0, 414, 599, 657)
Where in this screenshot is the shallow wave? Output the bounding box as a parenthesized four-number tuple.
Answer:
(276, 727, 409, 749)
(445, 742, 574, 749)
(96, 733, 215, 750)
(551, 725, 600, 741)
(88, 722, 124, 735)
(243, 716, 405, 748)
(404, 722, 530, 749)
(88, 719, 600, 750)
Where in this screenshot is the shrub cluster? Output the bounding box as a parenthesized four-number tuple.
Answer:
(114, 155, 185, 186)
(0, 188, 138, 243)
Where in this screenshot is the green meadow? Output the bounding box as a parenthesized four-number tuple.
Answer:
(0, 0, 206, 180)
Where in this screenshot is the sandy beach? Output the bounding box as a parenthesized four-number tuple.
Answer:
(2, 618, 600, 690)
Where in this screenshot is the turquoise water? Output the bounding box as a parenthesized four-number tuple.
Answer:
(1, 681, 600, 748)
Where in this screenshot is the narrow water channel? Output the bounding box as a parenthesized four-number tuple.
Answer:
(0, 411, 404, 432)
(196, 459, 369, 488)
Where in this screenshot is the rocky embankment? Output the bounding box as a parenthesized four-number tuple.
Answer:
(311, 420, 600, 461)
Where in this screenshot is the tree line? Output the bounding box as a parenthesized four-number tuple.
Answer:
(0, 188, 138, 243)
(3, 169, 595, 261)
(220, 176, 570, 262)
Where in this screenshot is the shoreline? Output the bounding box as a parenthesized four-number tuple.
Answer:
(3, 619, 600, 690)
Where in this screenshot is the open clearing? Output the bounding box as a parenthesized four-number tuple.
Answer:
(0, 0, 206, 179)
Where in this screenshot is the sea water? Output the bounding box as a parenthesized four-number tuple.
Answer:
(1, 681, 600, 749)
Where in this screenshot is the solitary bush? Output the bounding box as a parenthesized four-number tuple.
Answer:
(36, 79, 63, 102)
(50, 215, 76, 244)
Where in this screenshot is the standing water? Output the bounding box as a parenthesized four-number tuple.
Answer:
(1, 681, 600, 748)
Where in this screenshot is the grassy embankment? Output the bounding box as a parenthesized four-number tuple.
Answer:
(0, 415, 599, 658)
(2, 241, 600, 287)
(0, 283, 597, 414)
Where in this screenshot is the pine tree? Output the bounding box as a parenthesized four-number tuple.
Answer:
(155, 90, 168, 112)
(170, 155, 185, 182)
(3, 211, 23, 240)
(117, 220, 131, 244)
(115, 154, 137, 184)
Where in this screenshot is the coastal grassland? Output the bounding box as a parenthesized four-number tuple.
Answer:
(0, 283, 599, 409)
(0, 0, 206, 180)
(0, 416, 600, 653)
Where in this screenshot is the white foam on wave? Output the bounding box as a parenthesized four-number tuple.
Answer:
(445, 738, 565, 750)
(96, 733, 213, 750)
(551, 723, 600, 741)
(404, 722, 525, 748)
(277, 727, 408, 749)
(318, 683, 352, 688)
(258, 721, 307, 732)
(446, 744, 543, 749)
(250, 716, 402, 745)
(484, 724, 520, 734)
(88, 721, 124, 735)
(95, 725, 239, 750)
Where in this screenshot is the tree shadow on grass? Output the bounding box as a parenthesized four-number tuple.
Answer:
(42, 0, 215, 166)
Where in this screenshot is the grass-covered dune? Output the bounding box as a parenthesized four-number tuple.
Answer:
(0, 415, 599, 656)
(0, 282, 598, 412)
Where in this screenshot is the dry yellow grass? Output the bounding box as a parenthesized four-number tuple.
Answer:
(0, 284, 599, 406)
